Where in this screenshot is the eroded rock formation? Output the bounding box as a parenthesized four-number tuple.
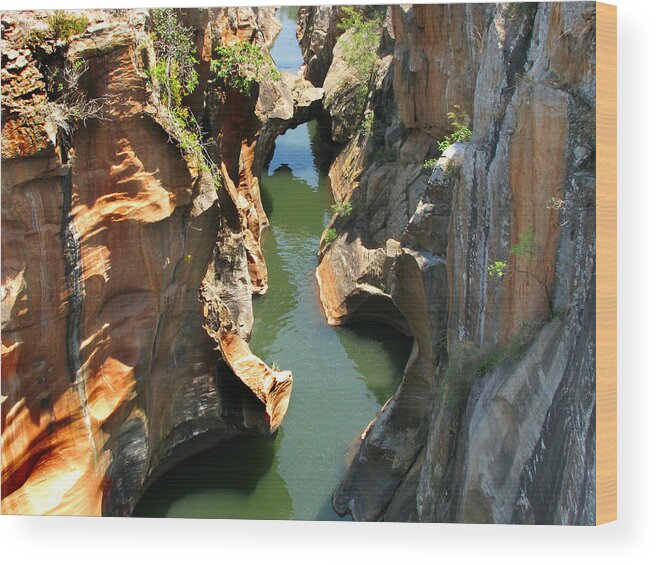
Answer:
(312, 3, 596, 524)
(297, 6, 344, 86)
(2, 3, 599, 524)
(1, 7, 294, 516)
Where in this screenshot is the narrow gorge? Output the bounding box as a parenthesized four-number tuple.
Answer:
(2, 4, 597, 525)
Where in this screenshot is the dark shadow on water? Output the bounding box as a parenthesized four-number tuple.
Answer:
(133, 434, 292, 519)
(308, 118, 339, 174)
(260, 175, 274, 218)
(274, 163, 292, 174)
(335, 322, 414, 405)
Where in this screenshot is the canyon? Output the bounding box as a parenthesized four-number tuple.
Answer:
(1, 4, 597, 525)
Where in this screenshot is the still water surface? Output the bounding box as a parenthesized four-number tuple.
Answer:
(134, 7, 411, 521)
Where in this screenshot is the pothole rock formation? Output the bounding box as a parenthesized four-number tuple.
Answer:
(312, 3, 596, 524)
(1, 8, 293, 516)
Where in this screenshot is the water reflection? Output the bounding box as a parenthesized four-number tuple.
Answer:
(248, 121, 411, 520)
(270, 6, 304, 73)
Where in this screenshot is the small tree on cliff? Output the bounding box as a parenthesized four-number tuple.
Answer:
(150, 8, 199, 108)
(336, 6, 385, 120)
(147, 9, 222, 188)
(210, 40, 281, 96)
(423, 106, 472, 171)
(487, 228, 553, 313)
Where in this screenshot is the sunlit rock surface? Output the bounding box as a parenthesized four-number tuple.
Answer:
(1, 8, 293, 516)
(311, 3, 596, 524)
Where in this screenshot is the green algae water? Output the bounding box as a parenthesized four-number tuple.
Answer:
(134, 7, 411, 521)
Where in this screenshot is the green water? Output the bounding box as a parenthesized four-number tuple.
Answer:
(134, 8, 411, 521)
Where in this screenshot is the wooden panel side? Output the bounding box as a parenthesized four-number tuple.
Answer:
(595, 1, 617, 525)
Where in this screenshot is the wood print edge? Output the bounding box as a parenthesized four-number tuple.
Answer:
(595, 1, 617, 525)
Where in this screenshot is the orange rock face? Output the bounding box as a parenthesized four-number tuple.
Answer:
(313, 3, 597, 524)
(391, 4, 485, 138)
(1, 9, 292, 516)
(200, 286, 292, 432)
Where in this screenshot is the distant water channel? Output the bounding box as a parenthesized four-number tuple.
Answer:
(134, 6, 411, 521)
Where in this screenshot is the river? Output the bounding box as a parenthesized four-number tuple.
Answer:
(134, 6, 411, 521)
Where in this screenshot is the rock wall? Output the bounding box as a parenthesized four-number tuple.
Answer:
(297, 6, 344, 87)
(313, 3, 596, 524)
(1, 8, 292, 516)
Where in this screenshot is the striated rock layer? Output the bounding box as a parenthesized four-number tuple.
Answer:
(1, 8, 293, 516)
(314, 3, 596, 524)
(297, 5, 344, 87)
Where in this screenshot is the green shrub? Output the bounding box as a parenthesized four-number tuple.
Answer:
(48, 11, 89, 41)
(147, 9, 217, 175)
(437, 105, 472, 152)
(170, 107, 204, 155)
(149, 8, 199, 108)
(424, 156, 460, 178)
(487, 260, 507, 279)
(422, 106, 472, 170)
(337, 7, 381, 80)
(331, 201, 352, 217)
(323, 228, 338, 245)
(488, 228, 537, 279)
(510, 228, 537, 257)
(337, 7, 384, 123)
(422, 158, 439, 171)
(211, 40, 281, 95)
(26, 28, 50, 46)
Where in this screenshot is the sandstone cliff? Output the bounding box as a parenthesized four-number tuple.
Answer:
(313, 3, 596, 524)
(1, 8, 293, 516)
(2, 3, 600, 523)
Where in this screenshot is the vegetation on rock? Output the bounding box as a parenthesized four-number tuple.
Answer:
(337, 7, 382, 81)
(38, 57, 105, 138)
(422, 107, 472, 170)
(422, 158, 439, 171)
(323, 228, 338, 245)
(437, 106, 472, 151)
(488, 227, 553, 311)
(487, 228, 537, 279)
(336, 6, 384, 122)
(48, 10, 89, 40)
(150, 8, 199, 107)
(211, 40, 281, 95)
(331, 201, 352, 217)
(147, 8, 219, 187)
(359, 112, 375, 135)
(25, 11, 89, 45)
